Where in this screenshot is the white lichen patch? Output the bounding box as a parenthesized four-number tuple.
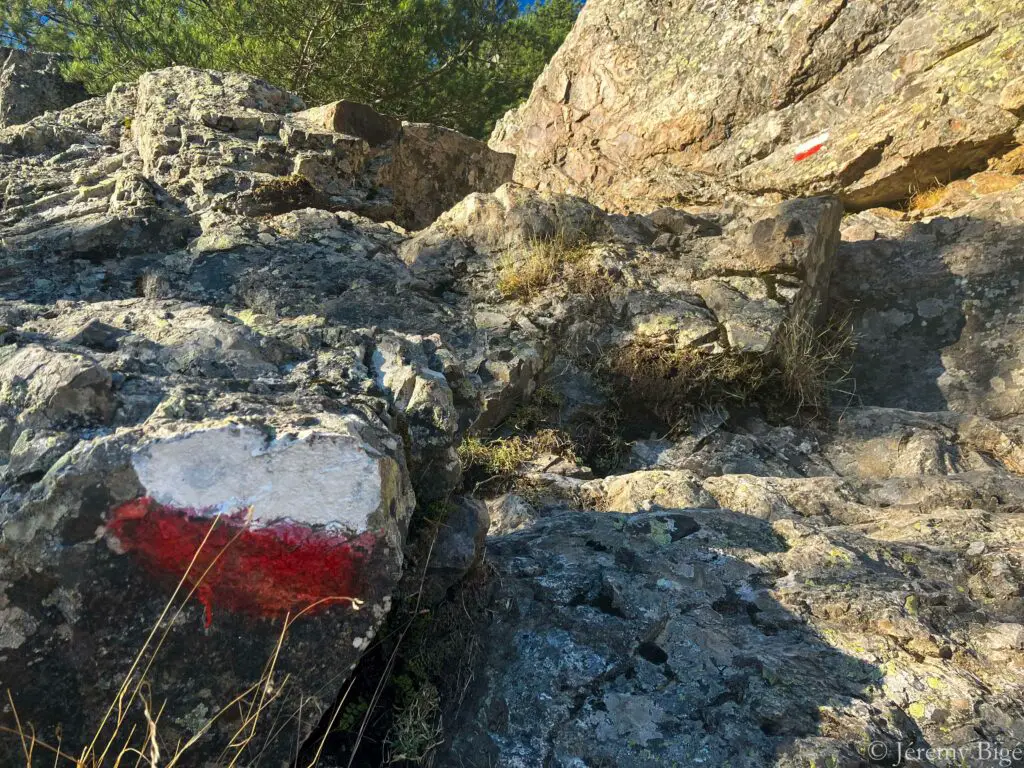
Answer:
(176, 703, 210, 736)
(0, 607, 39, 650)
(42, 587, 83, 624)
(132, 425, 382, 532)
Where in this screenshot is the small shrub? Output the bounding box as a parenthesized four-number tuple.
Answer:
(563, 405, 629, 476)
(603, 311, 855, 434)
(773, 314, 855, 414)
(604, 335, 767, 429)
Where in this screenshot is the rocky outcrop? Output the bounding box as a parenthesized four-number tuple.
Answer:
(3, 16, 1024, 762)
(0, 48, 88, 129)
(491, 0, 1024, 213)
(0, 66, 512, 246)
(0, 62, 854, 763)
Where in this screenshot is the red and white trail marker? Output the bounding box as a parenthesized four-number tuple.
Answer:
(794, 131, 830, 162)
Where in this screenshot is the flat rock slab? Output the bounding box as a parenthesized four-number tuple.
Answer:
(444, 406, 1024, 766)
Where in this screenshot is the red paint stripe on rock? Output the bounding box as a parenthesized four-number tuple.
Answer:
(794, 143, 825, 162)
(108, 497, 375, 626)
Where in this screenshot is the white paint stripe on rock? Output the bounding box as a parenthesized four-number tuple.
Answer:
(131, 425, 382, 532)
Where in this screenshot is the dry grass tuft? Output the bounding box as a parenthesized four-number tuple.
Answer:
(604, 335, 767, 428)
(908, 183, 951, 211)
(496, 233, 611, 302)
(384, 683, 442, 764)
(603, 311, 855, 433)
(908, 172, 1023, 212)
(988, 145, 1024, 175)
(773, 313, 855, 413)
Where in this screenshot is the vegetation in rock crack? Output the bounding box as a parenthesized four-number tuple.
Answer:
(307, 506, 493, 767)
(906, 172, 1024, 212)
(459, 428, 579, 484)
(459, 385, 627, 483)
(496, 233, 612, 301)
(604, 312, 856, 433)
(250, 173, 326, 216)
(908, 183, 953, 212)
(0, 0, 581, 138)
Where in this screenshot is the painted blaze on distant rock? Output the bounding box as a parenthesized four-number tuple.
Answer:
(105, 424, 407, 625)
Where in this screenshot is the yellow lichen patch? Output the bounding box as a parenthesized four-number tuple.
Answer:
(989, 145, 1024, 175)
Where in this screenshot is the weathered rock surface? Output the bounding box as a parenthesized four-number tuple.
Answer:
(0, 62, 857, 764)
(491, 0, 1024, 214)
(0, 48, 88, 129)
(3, 16, 1024, 762)
(442, 406, 1024, 766)
(0, 65, 512, 248)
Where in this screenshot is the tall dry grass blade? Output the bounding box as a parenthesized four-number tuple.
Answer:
(142, 700, 159, 767)
(108, 723, 138, 768)
(0, 725, 73, 766)
(305, 676, 358, 768)
(93, 508, 258, 767)
(81, 512, 230, 765)
(224, 595, 359, 767)
(164, 681, 265, 768)
(6, 690, 30, 764)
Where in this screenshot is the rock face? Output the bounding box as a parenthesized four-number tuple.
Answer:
(443, 406, 1024, 766)
(491, 0, 1024, 213)
(0, 62, 853, 764)
(0, 48, 88, 129)
(0, 65, 512, 248)
(834, 183, 1024, 419)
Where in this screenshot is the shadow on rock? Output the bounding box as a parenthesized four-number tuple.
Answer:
(438, 505, 924, 767)
(832, 203, 1024, 419)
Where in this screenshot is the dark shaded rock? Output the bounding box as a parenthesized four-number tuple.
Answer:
(421, 497, 489, 605)
(832, 183, 1024, 418)
(299, 99, 403, 146)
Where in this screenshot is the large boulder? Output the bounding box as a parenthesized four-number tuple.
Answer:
(0, 48, 88, 129)
(491, 0, 1024, 213)
(0, 297, 425, 764)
